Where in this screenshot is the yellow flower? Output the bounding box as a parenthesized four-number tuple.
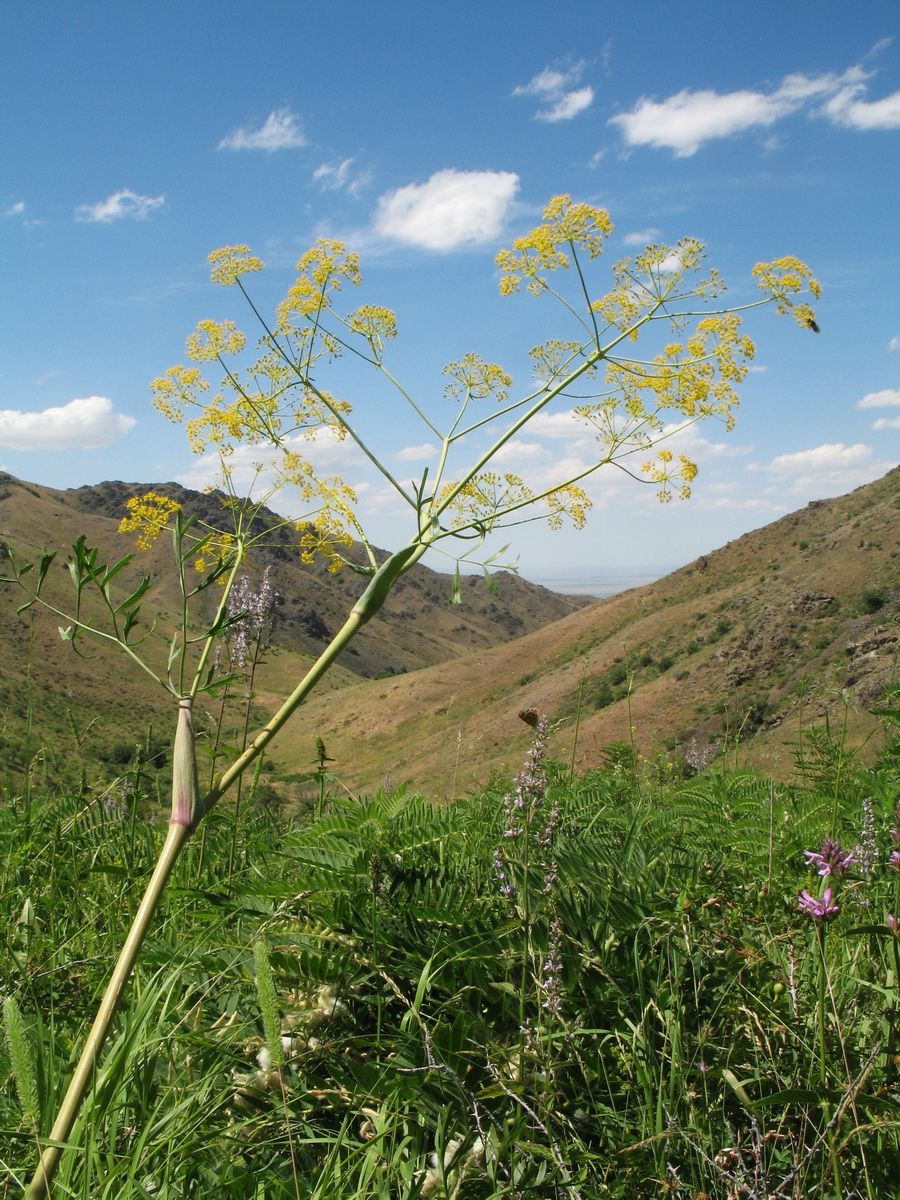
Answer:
(119, 493, 182, 550)
(752, 257, 821, 329)
(150, 366, 209, 424)
(208, 245, 264, 286)
(185, 320, 246, 363)
(496, 194, 612, 295)
(442, 354, 512, 403)
(641, 452, 699, 502)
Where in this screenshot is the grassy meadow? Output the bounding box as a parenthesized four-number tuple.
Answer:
(3, 694, 900, 1199)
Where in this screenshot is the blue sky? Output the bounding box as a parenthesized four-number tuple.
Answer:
(2, 1, 899, 580)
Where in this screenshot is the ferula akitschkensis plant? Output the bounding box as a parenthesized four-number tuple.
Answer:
(6, 195, 820, 1197)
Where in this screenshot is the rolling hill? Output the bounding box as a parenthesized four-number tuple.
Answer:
(270, 467, 900, 795)
(1, 467, 898, 799)
(0, 472, 590, 784)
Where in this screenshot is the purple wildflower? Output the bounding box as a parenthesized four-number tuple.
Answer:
(803, 839, 855, 877)
(798, 888, 841, 921)
(890, 850, 900, 872)
(539, 919, 564, 1017)
(887, 914, 900, 934)
(854, 798, 878, 878)
(502, 716, 549, 841)
(492, 848, 514, 897)
(216, 568, 278, 675)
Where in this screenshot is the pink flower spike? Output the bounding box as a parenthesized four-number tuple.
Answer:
(798, 887, 840, 921)
(888, 914, 900, 934)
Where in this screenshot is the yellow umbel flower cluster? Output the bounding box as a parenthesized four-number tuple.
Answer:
(641, 449, 699, 502)
(752, 257, 822, 330)
(119, 493, 182, 550)
(208, 245, 264, 286)
(442, 354, 513, 403)
(276, 240, 361, 331)
(496, 195, 613, 296)
(185, 320, 246, 363)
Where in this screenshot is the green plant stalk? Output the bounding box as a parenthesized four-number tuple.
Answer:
(25, 540, 427, 1200)
(815, 923, 843, 1200)
(25, 817, 191, 1199)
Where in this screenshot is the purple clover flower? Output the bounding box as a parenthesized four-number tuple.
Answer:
(803, 839, 855, 877)
(887, 914, 900, 934)
(797, 887, 841, 921)
(890, 850, 900, 872)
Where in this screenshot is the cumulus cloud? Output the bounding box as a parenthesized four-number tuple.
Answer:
(527, 409, 591, 439)
(373, 169, 519, 251)
(76, 190, 165, 223)
(622, 228, 661, 246)
(218, 108, 306, 152)
(176, 428, 363, 501)
(857, 387, 900, 408)
(395, 443, 437, 461)
(490, 439, 548, 465)
(873, 416, 900, 430)
(513, 63, 594, 122)
(4, 200, 25, 216)
(608, 65, 879, 155)
(658, 421, 752, 459)
(0, 396, 135, 450)
(749, 441, 896, 493)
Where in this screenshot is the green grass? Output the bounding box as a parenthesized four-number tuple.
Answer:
(3, 715, 900, 1197)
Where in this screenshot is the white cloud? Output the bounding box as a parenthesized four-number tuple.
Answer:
(513, 63, 594, 122)
(4, 200, 24, 216)
(0, 396, 135, 450)
(856, 387, 900, 408)
(873, 416, 900, 430)
(176, 428, 364, 500)
(75, 189, 165, 223)
(888, 336, 900, 352)
(749, 441, 897, 493)
(658, 421, 752, 459)
(528, 408, 589, 439)
(395, 443, 437, 461)
(373, 169, 519, 251)
(540, 87, 595, 122)
(218, 108, 306, 152)
(313, 157, 371, 196)
(490, 439, 548, 465)
(822, 84, 900, 129)
(609, 66, 869, 156)
(622, 228, 661, 246)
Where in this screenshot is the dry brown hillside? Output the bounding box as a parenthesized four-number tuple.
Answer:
(274, 468, 900, 796)
(0, 472, 589, 781)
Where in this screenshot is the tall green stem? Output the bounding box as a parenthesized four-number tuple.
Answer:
(25, 541, 427, 1199)
(25, 820, 191, 1199)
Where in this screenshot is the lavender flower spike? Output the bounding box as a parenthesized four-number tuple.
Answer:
(798, 888, 841, 921)
(803, 839, 855, 877)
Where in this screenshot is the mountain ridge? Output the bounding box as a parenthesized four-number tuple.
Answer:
(1, 468, 898, 798)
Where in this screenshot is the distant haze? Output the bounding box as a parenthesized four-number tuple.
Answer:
(525, 566, 678, 597)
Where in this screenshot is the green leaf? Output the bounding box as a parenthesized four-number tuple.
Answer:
(101, 553, 136, 589)
(114, 574, 151, 613)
